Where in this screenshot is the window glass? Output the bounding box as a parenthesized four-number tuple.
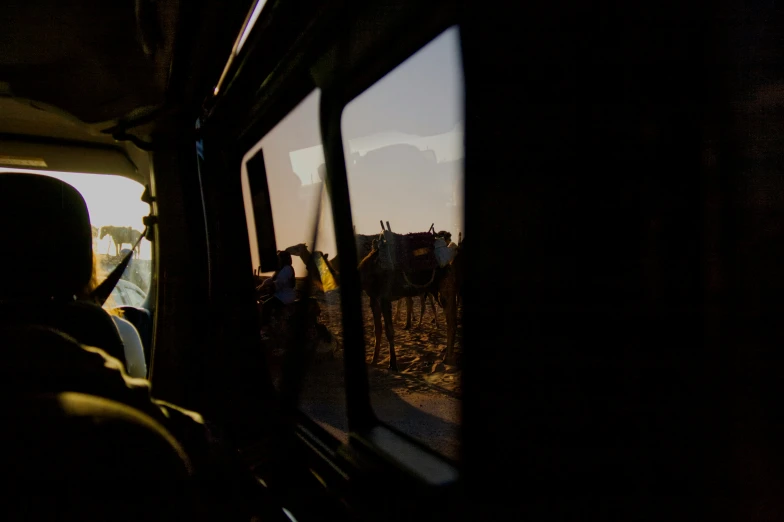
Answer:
(0, 170, 152, 309)
(242, 90, 348, 442)
(340, 27, 464, 459)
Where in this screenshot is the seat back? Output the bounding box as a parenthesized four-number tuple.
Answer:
(116, 305, 153, 368)
(0, 173, 128, 367)
(0, 325, 197, 520)
(0, 300, 126, 365)
(2, 392, 196, 520)
(3, 392, 193, 479)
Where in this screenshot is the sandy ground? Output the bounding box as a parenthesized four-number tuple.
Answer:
(297, 291, 462, 460)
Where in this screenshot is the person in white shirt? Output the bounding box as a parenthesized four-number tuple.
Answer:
(258, 251, 297, 337)
(435, 230, 459, 265)
(109, 312, 147, 378)
(272, 251, 297, 305)
(82, 252, 148, 379)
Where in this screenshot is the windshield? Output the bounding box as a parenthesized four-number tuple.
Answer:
(0, 169, 152, 308)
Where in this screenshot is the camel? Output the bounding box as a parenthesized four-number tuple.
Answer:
(390, 229, 462, 327)
(325, 233, 376, 273)
(284, 243, 339, 293)
(331, 248, 435, 329)
(358, 237, 460, 371)
(330, 235, 439, 329)
(288, 242, 435, 330)
(100, 225, 142, 257)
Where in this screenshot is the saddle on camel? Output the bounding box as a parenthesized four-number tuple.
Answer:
(374, 221, 458, 280)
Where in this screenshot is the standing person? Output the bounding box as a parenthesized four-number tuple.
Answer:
(272, 250, 296, 304)
(258, 251, 297, 338)
(81, 252, 147, 378)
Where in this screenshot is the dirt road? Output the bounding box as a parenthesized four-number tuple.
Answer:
(299, 358, 461, 460)
(268, 289, 463, 460)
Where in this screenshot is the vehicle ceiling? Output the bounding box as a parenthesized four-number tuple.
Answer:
(0, 0, 253, 180)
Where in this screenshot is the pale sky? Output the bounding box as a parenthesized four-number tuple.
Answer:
(289, 122, 464, 186)
(243, 26, 464, 276)
(0, 169, 152, 259)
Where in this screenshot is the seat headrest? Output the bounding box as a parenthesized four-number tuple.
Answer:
(0, 173, 93, 300)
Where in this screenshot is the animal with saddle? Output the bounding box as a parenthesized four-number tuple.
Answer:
(359, 222, 462, 370)
(100, 225, 142, 257)
(292, 228, 452, 330)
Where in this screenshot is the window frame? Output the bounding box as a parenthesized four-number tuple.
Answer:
(316, 22, 464, 469)
(199, 0, 463, 485)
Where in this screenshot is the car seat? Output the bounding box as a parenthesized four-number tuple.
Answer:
(0, 324, 196, 520)
(0, 172, 127, 366)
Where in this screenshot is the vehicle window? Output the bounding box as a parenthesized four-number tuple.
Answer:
(0, 170, 152, 309)
(242, 89, 348, 442)
(340, 26, 464, 459)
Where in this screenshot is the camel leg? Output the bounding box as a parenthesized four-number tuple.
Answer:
(416, 294, 426, 329)
(430, 294, 439, 327)
(380, 299, 397, 371)
(394, 299, 402, 323)
(403, 296, 413, 330)
(369, 298, 384, 365)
